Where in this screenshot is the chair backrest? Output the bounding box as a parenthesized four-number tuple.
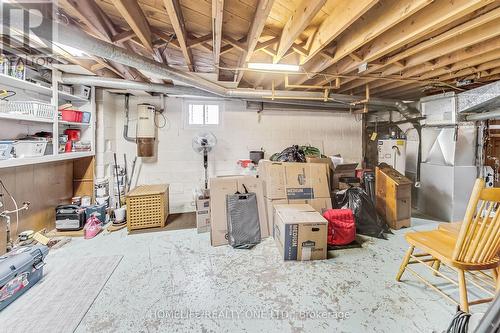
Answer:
(452, 179, 500, 264)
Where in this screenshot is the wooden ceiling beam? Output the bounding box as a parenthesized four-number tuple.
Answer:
(112, 0, 154, 52)
(188, 34, 212, 48)
(316, 1, 499, 91)
(58, 0, 115, 41)
(163, 0, 195, 71)
(111, 29, 136, 43)
(223, 35, 247, 52)
(358, 0, 495, 68)
(255, 37, 280, 52)
(295, 0, 432, 85)
(335, 9, 500, 93)
(235, 0, 275, 84)
(373, 58, 500, 96)
(57, 0, 148, 81)
(212, 0, 224, 76)
(274, 0, 326, 63)
(300, 0, 378, 65)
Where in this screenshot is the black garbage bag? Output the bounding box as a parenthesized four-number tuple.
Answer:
(334, 187, 391, 239)
(269, 145, 306, 162)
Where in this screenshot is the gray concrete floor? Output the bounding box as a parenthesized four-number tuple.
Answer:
(42, 217, 490, 333)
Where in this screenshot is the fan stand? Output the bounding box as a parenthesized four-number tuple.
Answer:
(203, 147, 208, 189)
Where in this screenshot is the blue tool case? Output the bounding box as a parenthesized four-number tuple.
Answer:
(0, 244, 49, 311)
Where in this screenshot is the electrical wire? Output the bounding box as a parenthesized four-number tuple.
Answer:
(445, 309, 470, 333)
(0, 180, 20, 242)
(154, 110, 167, 129)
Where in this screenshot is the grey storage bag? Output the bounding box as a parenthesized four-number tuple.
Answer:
(226, 185, 261, 249)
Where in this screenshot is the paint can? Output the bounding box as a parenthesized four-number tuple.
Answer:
(95, 178, 109, 197)
(81, 196, 92, 207)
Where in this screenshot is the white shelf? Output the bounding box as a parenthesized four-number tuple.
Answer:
(0, 113, 54, 124)
(59, 121, 91, 127)
(0, 151, 94, 169)
(58, 91, 90, 102)
(0, 74, 52, 96)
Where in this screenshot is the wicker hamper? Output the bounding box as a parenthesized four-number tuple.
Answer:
(126, 184, 169, 231)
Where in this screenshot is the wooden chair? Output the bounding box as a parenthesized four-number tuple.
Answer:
(396, 179, 500, 312)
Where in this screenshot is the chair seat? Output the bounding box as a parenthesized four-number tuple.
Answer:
(405, 230, 499, 270)
(437, 222, 462, 237)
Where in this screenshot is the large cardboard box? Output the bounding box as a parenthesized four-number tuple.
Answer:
(306, 157, 334, 190)
(209, 176, 268, 246)
(258, 161, 330, 200)
(265, 197, 332, 235)
(273, 204, 328, 261)
(196, 199, 210, 233)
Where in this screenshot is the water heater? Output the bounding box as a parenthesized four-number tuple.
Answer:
(136, 103, 156, 157)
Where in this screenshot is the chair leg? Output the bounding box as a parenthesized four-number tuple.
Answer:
(396, 245, 414, 282)
(457, 269, 469, 313)
(432, 260, 441, 276)
(494, 268, 499, 292)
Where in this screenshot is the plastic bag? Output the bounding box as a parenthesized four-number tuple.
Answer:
(334, 187, 391, 239)
(270, 145, 306, 162)
(84, 213, 102, 239)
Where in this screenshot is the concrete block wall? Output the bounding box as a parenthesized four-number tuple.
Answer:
(104, 94, 363, 213)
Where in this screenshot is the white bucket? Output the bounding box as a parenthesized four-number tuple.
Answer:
(114, 206, 126, 222)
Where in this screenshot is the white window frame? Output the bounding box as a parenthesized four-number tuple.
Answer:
(183, 100, 223, 128)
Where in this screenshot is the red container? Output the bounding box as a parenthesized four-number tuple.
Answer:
(61, 109, 83, 122)
(323, 209, 356, 246)
(64, 129, 81, 141)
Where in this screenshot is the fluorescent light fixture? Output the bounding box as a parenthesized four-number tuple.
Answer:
(248, 63, 300, 72)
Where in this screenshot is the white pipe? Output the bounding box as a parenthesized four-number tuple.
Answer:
(465, 108, 500, 121)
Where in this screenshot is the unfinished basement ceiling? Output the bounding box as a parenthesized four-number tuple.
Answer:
(51, 0, 500, 100)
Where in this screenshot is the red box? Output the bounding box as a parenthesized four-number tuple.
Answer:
(60, 109, 83, 122)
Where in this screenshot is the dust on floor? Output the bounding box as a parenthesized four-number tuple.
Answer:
(16, 218, 492, 332)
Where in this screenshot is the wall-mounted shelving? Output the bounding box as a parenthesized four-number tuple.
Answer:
(0, 70, 95, 169)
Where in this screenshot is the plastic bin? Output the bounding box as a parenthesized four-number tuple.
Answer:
(0, 101, 55, 119)
(60, 109, 82, 122)
(0, 141, 14, 160)
(12, 140, 48, 158)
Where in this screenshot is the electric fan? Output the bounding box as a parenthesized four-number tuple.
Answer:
(192, 132, 217, 189)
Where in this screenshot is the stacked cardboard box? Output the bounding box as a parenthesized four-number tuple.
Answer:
(258, 160, 332, 234)
(209, 176, 269, 246)
(196, 198, 210, 233)
(273, 204, 328, 261)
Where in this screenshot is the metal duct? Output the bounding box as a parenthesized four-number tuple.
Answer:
(464, 108, 500, 121)
(62, 75, 392, 110)
(34, 18, 227, 96)
(61, 75, 218, 98)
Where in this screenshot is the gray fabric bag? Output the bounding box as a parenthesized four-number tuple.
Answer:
(226, 185, 261, 249)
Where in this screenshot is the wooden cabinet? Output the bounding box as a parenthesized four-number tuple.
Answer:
(375, 165, 412, 229)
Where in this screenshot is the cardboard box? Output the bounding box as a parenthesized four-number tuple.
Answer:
(332, 163, 358, 190)
(265, 197, 332, 240)
(196, 199, 210, 233)
(258, 160, 330, 200)
(273, 204, 328, 261)
(306, 157, 334, 189)
(209, 176, 268, 246)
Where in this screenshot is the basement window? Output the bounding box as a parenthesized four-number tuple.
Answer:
(185, 101, 221, 127)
